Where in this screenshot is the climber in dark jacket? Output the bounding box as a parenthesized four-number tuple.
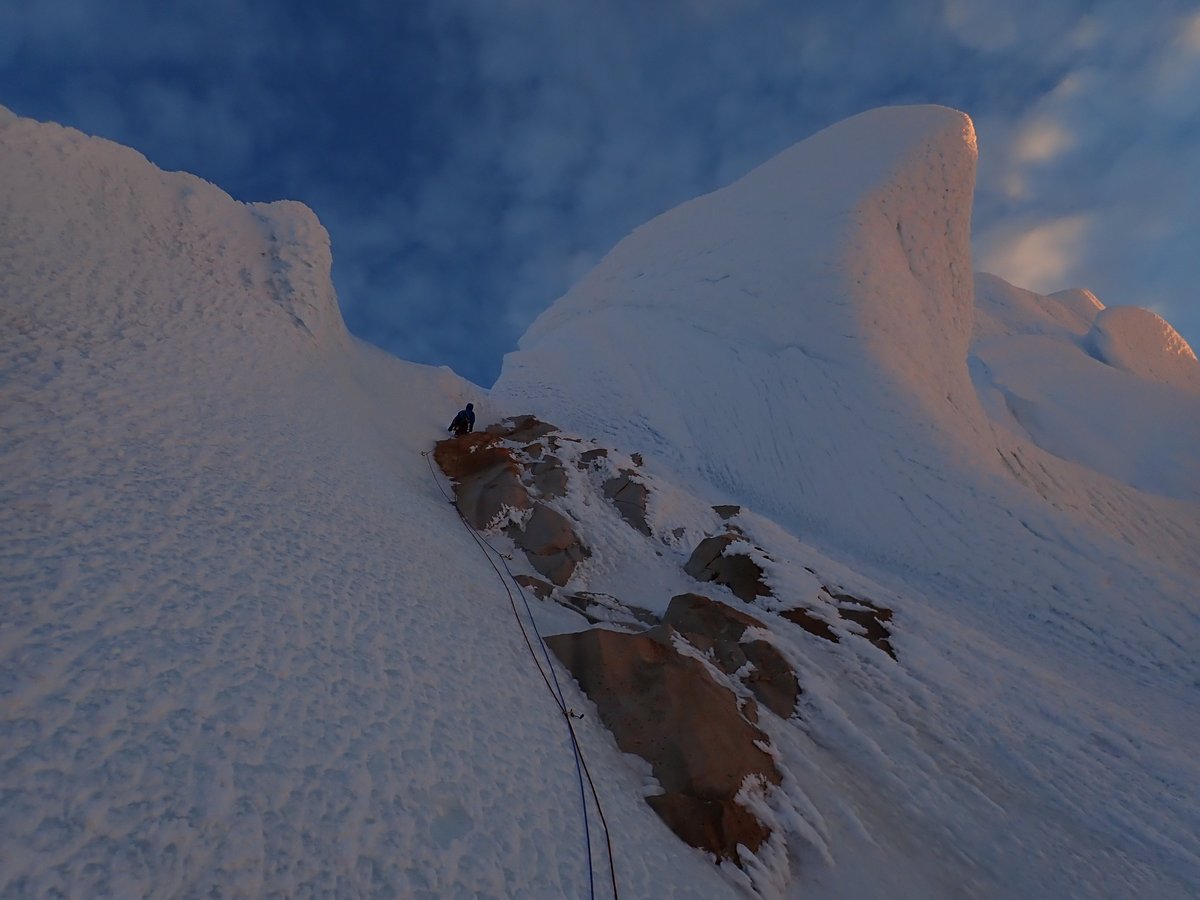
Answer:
(448, 403, 475, 437)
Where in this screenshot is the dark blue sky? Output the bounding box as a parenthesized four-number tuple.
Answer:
(5, 0, 1199, 385)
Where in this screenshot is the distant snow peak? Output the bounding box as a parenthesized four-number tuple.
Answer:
(1086, 305, 1200, 393)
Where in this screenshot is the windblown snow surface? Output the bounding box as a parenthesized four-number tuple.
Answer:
(2, 102, 1198, 898)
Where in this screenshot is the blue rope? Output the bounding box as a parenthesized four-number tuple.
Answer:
(464, 494, 620, 900)
(423, 450, 619, 898)
(492, 549, 595, 897)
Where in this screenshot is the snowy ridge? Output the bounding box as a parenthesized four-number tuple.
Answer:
(1086, 305, 1200, 394)
(971, 273, 1200, 502)
(491, 106, 996, 564)
(490, 105, 1199, 685)
(3, 102, 1200, 898)
(0, 107, 736, 898)
(490, 103, 1200, 894)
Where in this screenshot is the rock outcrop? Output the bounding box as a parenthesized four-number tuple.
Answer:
(507, 502, 588, 585)
(680, 515, 898, 662)
(485, 413, 558, 443)
(545, 625, 781, 862)
(433, 433, 531, 530)
(435, 416, 589, 585)
(780, 589, 896, 659)
(528, 455, 569, 498)
(664, 593, 799, 719)
(435, 415, 899, 876)
(559, 591, 658, 628)
(603, 470, 651, 535)
(827, 591, 896, 659)
(684, 533, 772, 602)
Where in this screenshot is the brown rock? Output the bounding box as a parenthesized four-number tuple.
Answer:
(529, 549, 583, 586)
(512, 503, 575, 554)
(664, 592, 762, 646)
(528, 456, 569, 498)
(603, 471, 651, 535)
(546, 626, 780, 861)
(508, 503, 588, 585)
(781, 590, 897, 660)
(684, 534, 771, 601)
(780, 607, 840, 644)
(646, 793, 771, 864)
(577, 447, 609, 468)
(741, 640, 800, 719)
(665, 594, 799, 720)
(713, 504, 742, 520)
(433, 434, 532, 530)
(455, 463, 531, 531)
(434, 432, 513, 481)
(558, 592, 660, 628)
(486, 414, 558, 444)
(832, 593, 897, 660)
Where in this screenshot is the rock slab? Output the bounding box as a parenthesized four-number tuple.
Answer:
(546, 626, 780, 861)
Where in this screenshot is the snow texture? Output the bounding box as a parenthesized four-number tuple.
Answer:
(3, 101, 1199, 898)
(0, 107, 735, 898)
(1085, 305, 1200, 394)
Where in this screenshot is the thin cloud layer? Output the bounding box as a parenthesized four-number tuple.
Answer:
(3, 0, 1198, 383)
(973, 6, 1200, 337)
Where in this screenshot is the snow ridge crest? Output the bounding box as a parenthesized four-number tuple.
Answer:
(493, 105, 985, 545)
(0, 107, 345, 354)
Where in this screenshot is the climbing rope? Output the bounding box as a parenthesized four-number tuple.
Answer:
(422, 449, 620, 900)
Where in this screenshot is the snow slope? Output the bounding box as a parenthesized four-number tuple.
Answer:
(493, 106, 990, 555)
(0, 107, 738, 897)
(3, 101, 1199, 899)
(971, 273, 1200, 502)
(490, 105, 1200, 894)
(491, 103, 1199, 697)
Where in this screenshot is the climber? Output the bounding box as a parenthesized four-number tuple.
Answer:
(448, 402, 475, 437)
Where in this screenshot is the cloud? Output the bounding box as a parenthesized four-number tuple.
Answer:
(968, 4, 1200, 348)
(1146, 10, 1200, 119)
(1012, 118, 1075, 164)
(976, 215, 1092, 291)
(942, 0, 1021, 51)
(3, 0, 1198, 382)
